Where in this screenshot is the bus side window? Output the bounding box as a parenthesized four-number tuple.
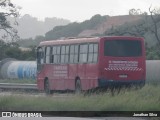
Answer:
(88, 44, 94, 62)
(74, 45, 79, 63)
(61, 46, 65, 63)
(79, 44, 88, 63)
(65, 45, 69, 63)
(88, 43, 98, 63)
(56, 46, 61, 64)
(93, 44, 98, 62)
(50, 47, 53, 63)
(37, 47, 43, 64)
(69, 45, 74, 63)
(51, 46, 57, 64)
(45, 46, 51, 64)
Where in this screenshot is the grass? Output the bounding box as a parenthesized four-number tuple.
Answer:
(0, 78, 158, 85)
(0, 84, 160, 111)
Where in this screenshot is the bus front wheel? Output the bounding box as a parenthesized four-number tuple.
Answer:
(75, 79, 81, 94)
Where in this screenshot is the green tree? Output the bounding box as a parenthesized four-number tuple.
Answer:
(129, 8, 147, 15)
(45, 14, 107, 40)
(5, 45, 21, 58)
(0, 0, 20, 42)
(0, 0, 21, 60)
(149, 6, 160, 48)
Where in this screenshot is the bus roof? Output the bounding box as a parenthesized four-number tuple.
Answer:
(38, 36, 143, 47)
(39, 37, 100, 46)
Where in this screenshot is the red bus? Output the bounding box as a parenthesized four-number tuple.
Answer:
(36, 36, 146, 94)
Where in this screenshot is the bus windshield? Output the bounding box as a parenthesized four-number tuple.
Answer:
(104, 40, 142, 57)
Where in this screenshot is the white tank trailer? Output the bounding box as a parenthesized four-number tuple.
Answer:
(146, 60, 160, 83)
(0, 58, 36, 79)
(0, 59, 160, 83)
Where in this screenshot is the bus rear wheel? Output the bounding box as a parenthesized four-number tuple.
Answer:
(44, 79, 51, 94)
(75, 79, 81, 94)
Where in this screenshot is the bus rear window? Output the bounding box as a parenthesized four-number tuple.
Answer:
(104, 40, 142, 57)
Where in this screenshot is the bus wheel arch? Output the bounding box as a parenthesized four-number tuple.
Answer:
(44, 77, 51, 94)
(75, 77, 82, 94)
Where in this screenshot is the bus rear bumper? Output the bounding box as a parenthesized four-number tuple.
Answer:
(98, 79, 145, 88)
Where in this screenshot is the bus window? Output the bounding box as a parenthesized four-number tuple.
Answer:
(60, 45, 69, 64)
(51, 46, 61, 64)
(69, 45, 79, 63)
(45, 47, 51, 64)
(79, 44, 88, 63)
(65, 45, 69, 63)
(88, 44, 94, 62)
(37, 47, 44, 72)
(69, 45, 74, 63)
(88, 43, 98, 63)
(51, 46, 56, 63)
(74, 45, 79, 63)
(104, 40, 142, 57)
(93, 44, 98, 62)
(57, 46, 61, 63)
(37, 47, 44, 64)
(61, 46, 65, 63)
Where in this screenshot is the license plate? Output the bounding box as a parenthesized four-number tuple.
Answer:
(119, 74, 128, 78)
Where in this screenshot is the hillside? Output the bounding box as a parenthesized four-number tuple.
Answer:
(45, 14, 107, 40)
(45, 15, 143, 40)
(78, 15, 143, 37)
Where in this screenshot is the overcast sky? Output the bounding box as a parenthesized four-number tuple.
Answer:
(12, 0, 160, 22)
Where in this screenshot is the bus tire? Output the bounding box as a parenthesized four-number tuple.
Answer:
(44, 79, 51, 95)
(75, 79, 81, 94)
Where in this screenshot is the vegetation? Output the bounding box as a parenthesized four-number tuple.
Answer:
(0, 84, 159, 111)
(146, 43, 160, 60)
(0, 0, 34, 60)
(17, 35, 45, 48)
(45, 14, 107, 40)
(0, 0, 20, 42)
(0, 41, 36, 60)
